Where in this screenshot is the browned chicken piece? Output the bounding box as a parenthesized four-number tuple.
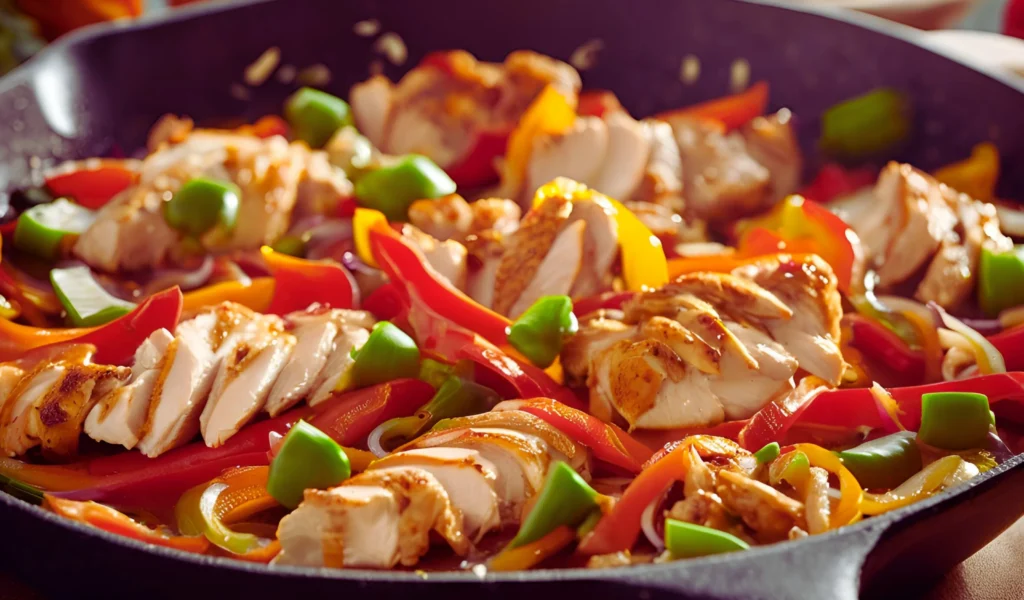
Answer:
(803, 466, 832, 535)
(732, 254, 845, 385)
(670, 118, 771, 223)
(739, 110, 803, 203)
(0, 345, 129, 459)
(914, 188, 1013, 309)
(567, 196, 620, 298)
(525, 116, 610, 202)
(492, 193, 573, 315)
(147, 114, 194, 151)
(716, 470, 807, 544)
(407, 195, 521, 243)
(567, 262, 843, 430)
(74, 131, 350, 272)
(508, 219, 586, 317)
(350, 50, 580, 171)
(402, 224, 469, 290)
(632, 119, 685, 213)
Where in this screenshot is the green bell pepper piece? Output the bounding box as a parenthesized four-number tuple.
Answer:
(769, 451, 810, 488)
(664, 519, 750, 559)
(354, 154, 456, 221)
(267, 420, 351, 510)
(371, 375, 501, 452)
(350, 321, 421, 388)
(510, 461, 598, 548)
(50, 266, 136, 327)
(918, 392, 992, 451)
(285, 87, 353, 149)
(820, 88, 911, 162)
(13, 198, 95, 260)
(417, 358, 472, 389)
(837, 431, 922, 490)
(506, 295, 579, 368)
(978, 245, 1024, 317)
(164, 177, 240, 237)
(754, 442, 781, 465)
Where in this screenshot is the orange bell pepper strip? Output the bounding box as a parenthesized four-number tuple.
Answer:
(181, 278, 275, 314)
(44, 160, 139, 210)
(532, 178, 668, 292)
(489, 525, 575, 571)
(237, 115, 290, 139)
(0, 286, 183, 365)
(495, 398, 652, 474)
(44, 495, 210, 555)
(734, 195, 865, 294)
(657, 82, 769, 131)
(933, 142, 999, 202)
(366, 216, 513, 346)
(260, 246, 356, 315)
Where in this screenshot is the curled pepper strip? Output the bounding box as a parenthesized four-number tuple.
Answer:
(656, 82, 769, 130)
(44, 159, 139, 210)
(44, 495, 210, 555)
(494, 398, 651, 474)
(182, 278, 275, 314)
(790, 444, 863, 529)
(0, 286, 183, 365)
(489, 525, 575, 571)
(860, 455, 963, 516)
(175, 466, 278, 558)
(531, 178, 668, 292)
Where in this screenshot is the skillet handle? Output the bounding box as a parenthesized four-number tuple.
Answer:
(598, 524, 886, 600)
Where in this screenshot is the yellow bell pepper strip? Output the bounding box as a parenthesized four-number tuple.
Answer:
(836, 431, 922, 490)
(0, 285, 183, 365)
(656, 82, 769, 131)
(181, 277, 275, 313)
(978, 245, 1024, 318)
(507, 295, 578, 368)
(502, 85, 578, 194)
(933, 142, 999, 201)
(734, 195, 865, 294)
(860, 455, 964, 516)
(664, 519, 750, 559)
(509, 461, 599, 548)
(790, 443, 863, 529)
(531, 178, 668, 292)
(45, 495, 211, 555)
(365, 214, 512, 345)
(820, 88, 911, 161)
(176, 470, 278, 555)
(769, 450, 811, 491)
(260, 246, 356, 315)
(489, 525, 575, 572)
(353, 207, 387, 268)
(43, 159, 138, 210)
(267, 421, 351, 510)
(917, 392, 993, 451)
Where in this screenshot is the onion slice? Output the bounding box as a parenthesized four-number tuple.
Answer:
(639, 489, 668, 552)
(931, 303, 1007, 374)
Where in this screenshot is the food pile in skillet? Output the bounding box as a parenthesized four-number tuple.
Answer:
(1, 49, 1022, 571)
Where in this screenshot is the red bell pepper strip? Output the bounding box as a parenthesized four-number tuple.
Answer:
(44, 160, 138, 210)
(845, 313, 926, 377)
(737, 377, 831, 452)
(799, 372, 1024, 434)
(362, 282, 406, 321)
(657, 82, 769, 131)
(457, 344, 583, 411)
(572, 291, 636, 317)
(44, 495, 211, 555)
(444, 128, 512, 189)
(734, 196, 865, 294)
(577, 90, 625, 119)
(990, 325, 1024, 372)
(800, 163, 877, 204)
(495, 398, 652, 473)
(0, 286, 183, 365)
(260, 246, 356, 315)
(368, 222, 512, 345)
(307, 378, 435, 447)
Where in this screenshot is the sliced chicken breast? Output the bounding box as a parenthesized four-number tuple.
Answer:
(264, 316, 339, 417)
(507, 219, 586, 317)
(524, 116, 609, 201)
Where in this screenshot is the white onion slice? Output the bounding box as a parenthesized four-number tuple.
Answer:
(639, 489, 668, 552)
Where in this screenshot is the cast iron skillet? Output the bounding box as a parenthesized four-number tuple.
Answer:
(1, 1, 1023, 598)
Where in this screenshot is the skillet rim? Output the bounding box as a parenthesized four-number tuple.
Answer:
(0, 0, 1023, 586)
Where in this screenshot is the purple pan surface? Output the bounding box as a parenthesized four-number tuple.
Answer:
(0, 0, 1023, 598)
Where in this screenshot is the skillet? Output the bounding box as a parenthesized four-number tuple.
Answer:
(1, 0, 1023, 598)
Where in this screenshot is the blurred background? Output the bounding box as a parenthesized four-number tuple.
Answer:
(0, 0, 1021, 77)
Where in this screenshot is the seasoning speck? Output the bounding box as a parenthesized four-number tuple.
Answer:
(244, 47, 281, 87)
(570, 39, 604, 71)
(680, 55, 701, 85)
(276, 64, 297, 84)
(353, 19, 381, 37)
(730, 58, 751, 93)
(230, 83, 251, 101)
(374, 32, 408, 66)
(296, 64, 332, 87)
